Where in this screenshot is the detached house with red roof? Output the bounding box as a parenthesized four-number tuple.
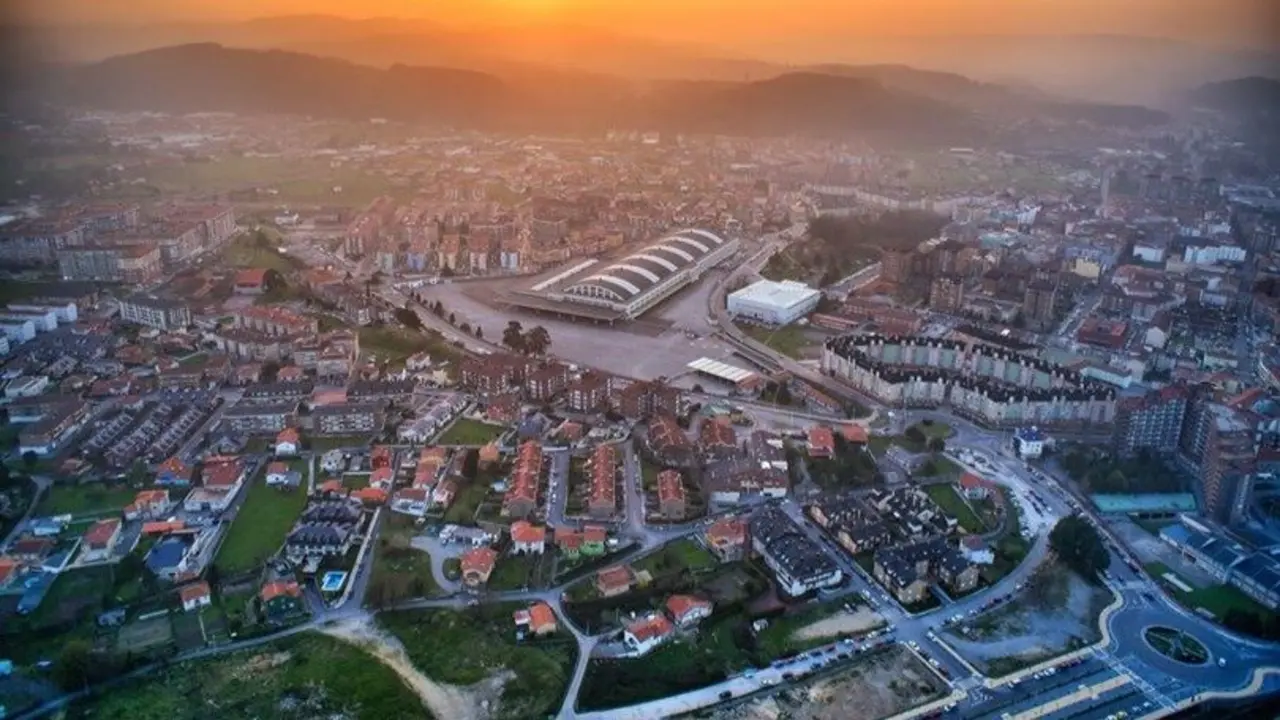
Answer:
(808, 426, 835, 459)
(461, 547, 498, 587)
(705, 517, 748, 562)
(261, 580, 305, 620)
(595, 565, 633, 598)
(958, 472, 996, 500)
(657, 469, 687, 519)
(510, 520, 547, 554)
(665, 594, 714, 627)
(155, 456, 194, 487)
(80, 518, 122, 563)
(623, 613, 675, 655)
(513, 601, 558, 639)
(234, 268, 268, 295)
(179, 581, 212, 612)
(123, 489, 173, 521)
(391, 487, 430, 517)
(275, 427, 300, 456)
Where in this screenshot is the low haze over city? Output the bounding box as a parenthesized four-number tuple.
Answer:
(0, 1, 1278, 719)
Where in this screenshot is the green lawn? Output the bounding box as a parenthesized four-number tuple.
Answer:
(437, 418, 506, 446)
(913, 421, 952, 440)
(66, 632, 431, 720)
(379, 605, 578, 720)
(359, 325, 461, 368)
(366, 517, 444, 607)
(309, 434, 375, 452)
(633, 538, 718, 579)
(1145, 562, 1273, 620)
(222, 236, 303, 274)
(740, 324, 813, 359)
(489, 553, 547, 591)
(35, 482, 137, 517)
(443, 481, 489, 525)
(922, 483, 985, 534)
(213, 465, 309, 574)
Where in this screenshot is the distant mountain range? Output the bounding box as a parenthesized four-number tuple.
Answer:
(23, 44, 1177, 147)
(15, 16, 1280, 105)
(1187, 76, 1280, 116)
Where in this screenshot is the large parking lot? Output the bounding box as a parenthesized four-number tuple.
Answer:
(415, 273, 748, 380)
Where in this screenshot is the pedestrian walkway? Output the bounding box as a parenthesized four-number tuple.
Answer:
(1009, 675, 1130, 720)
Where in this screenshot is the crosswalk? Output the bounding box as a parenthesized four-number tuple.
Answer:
(1094, 650, 1175, 708)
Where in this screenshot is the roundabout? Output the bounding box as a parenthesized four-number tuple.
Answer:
(1143, 626, 1209, 666)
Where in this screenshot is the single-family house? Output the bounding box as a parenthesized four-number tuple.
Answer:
(623, 613, 675, 655)
(275, 427, 300, 456)
(391, 488, 430, 517)
(80, 519, 122, 562)
(665, 594, 713, 627)
(513, 601, 558, 638)
(461, 546, 498, 587)
(122, 489, 172, 521)
(179, 581, 213, 612)
(266, 461, 301, 488)
(369, 466, 394, 490)
(595, 565, 633, 598)
(155, 456, 194, 486)
(510, 520, 547, 555)
(261, 580, 305, 620)
(705, 517, 748, 562)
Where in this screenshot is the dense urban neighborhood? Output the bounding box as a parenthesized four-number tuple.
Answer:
(1, 13, 1280, 720)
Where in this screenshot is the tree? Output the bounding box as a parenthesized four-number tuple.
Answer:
(432, 300, 445, 317)
(53, 640, 94, 691)
(21, 450, 37, 469)
(1049, 515, 1111, 581)
(904, 425, 926, 445)
(524, 325, 551, 355)
(448, 312, 456, 325)
(459, 321, 471, 333)
(691, 384, 705, 394)
(394, 307, 423, 332)
(475, 326, 483, 339)
(928, 437, 946, 453)
(260, 361, 281, 382)
(502, 321, 525, 352)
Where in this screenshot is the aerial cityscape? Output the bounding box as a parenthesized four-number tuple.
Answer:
(0, 1, 1278, 719)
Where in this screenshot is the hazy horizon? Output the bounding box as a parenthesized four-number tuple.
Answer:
(10, 0, 1280, 54)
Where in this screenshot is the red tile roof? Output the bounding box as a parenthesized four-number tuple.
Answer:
(589, 443, 616, 509)
(235, 268, 268, 287)
(277, 427, 300, 444)
(657, 470, 685, 504)
(665, 594, 712, 622)
(502, 440, 543, 512)
(84, 518, 120, 548)
(625, 614, 674, 642)
(261, 580, 301, 603)
(461, 547, 498, 577)
(528, 601, 557, 631)
(596, 565, 632, 592)
(179, 581, 211, 605)
(511, 520, 546, 545)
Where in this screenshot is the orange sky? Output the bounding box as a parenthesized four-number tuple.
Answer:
(11, 0, 1280, 50)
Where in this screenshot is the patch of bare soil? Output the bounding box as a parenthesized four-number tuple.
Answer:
(709, 646, 946, 720)
(322, 616, 512, 720)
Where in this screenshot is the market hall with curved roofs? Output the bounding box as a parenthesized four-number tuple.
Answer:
(557, 228, 740, 319)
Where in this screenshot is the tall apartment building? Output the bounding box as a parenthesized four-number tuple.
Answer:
(57, 244, 163, 283)
(0, 219, 86, 265)
(118, 293, 193, 331)
(928, 275, 965, 314)
(1112, 385, 1188, 456)
(1021, 280, 1058, 331)
(1180, 397, 1257, 524)
(880, 248, 912, 284)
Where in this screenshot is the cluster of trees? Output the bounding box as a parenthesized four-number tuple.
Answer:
(1061, 447, 1184, 495)
(1049, 515, 1111, 580)
(903, 424, 946, 453)
(501, 321, 552, 355)
(807, 434, 882, 488)
(807, 210, 949, 254)
(404, 296, 486, 340)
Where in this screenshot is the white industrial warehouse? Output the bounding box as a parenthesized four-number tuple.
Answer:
(726, 279, 821, 326)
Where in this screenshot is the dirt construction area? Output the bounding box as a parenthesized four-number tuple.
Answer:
(793, 607, 886, 642)
(942, 561, 1114, 675)
(709, 646, 947, 720)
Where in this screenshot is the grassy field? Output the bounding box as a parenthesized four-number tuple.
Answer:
(35, 482, 137, 517)
(437, 418, 506, 446)
(213, 465, 309, 574)
(632, 538, 718, 579)
(367, 515, 443, 607)
(488, 553, 549, 591)
(379, 605, 577, 720)
(222, 235, 303, 274)
(65, 632, 431, 720)
(125, 155, 402, 205)
(443, 481, 488, 525)
(923, 483, 985, 534)
(740, 324, 814, 359)
(1145, 562, 1273, 620)
(358, 325, 459, 368)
